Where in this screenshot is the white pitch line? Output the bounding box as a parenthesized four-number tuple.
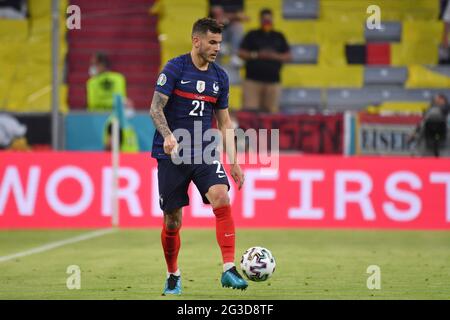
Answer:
(0, 228, 117, 264)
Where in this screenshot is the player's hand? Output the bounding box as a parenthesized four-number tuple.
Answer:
(230, 164, 244, 190)
(163, 133, 178, 156)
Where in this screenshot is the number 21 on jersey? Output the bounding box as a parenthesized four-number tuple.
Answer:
(189, 100, 204, 117)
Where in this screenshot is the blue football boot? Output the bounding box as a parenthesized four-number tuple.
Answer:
(221, 267, 248, 290)
(162, 274, 182, 295)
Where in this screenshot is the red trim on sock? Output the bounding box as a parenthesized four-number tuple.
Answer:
(213, 205, 235, 264)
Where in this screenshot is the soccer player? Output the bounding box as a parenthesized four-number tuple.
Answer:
(149, 17, 248, 295)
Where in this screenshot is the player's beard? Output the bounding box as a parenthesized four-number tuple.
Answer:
(199, 47, 217, 63)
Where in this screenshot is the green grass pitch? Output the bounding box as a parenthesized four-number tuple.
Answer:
(0, 229, 449, 300)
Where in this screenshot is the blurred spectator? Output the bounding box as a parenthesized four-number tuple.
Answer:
(0, 113, 30, 151)
(208, 0, 249, 67)
(238, 8, 292, 113)
(103, 95, 139, 152)
(87, 52, 132, 112)
(409, 93, 449, 157)
(0, 0, 27, 19)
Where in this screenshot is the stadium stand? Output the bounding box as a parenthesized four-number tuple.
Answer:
(1, 0, 446, 116)
(278, 0, 448, 113)
(149, 0, 450, 113)
(0, 0, 68, 112)
(67, 0, 159, 110)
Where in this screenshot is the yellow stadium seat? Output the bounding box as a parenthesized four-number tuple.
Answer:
(157, 0, 208, 65)
(2, 0, 68, 112)
(367, 102, 429, 115)
(320, 0, 371, 22)
(278, 21, 319, 44)
(282, 65, 363, 88)
(0, 20, 28, 42)
(406, 65, 450, 88)
(391, 43, 439, 66)
(28, 0, 67, 19)
(318, 21, 364, 44)
(402, 21, 443, 44)
(319, 0, 437, 22)
(318, 42, 347, 66)
(401, 0, 439, 21)
(160, 41, 191, 65)
(228, 86, 242, 111)
(392, 21, 442, 66)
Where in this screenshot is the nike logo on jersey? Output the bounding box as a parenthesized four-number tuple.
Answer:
(181, 80, 191, 84)
(218, 174, 226, 178)
(224, 233, 235, 237)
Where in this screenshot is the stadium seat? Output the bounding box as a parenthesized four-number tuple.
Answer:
(426, 66, 450, 78)
(392, 41, 440, 66)
(366, 101, 429, 115)
(318, 21, 364, 43)
(228, 85, 242, 111)
(279, 20, 319, 44)
(364, 67, 408, 86)
(290, 45, 319, 64)
(327, 87, 413, 110)
(282, 65, 363, 88)
(366, 43, 390, 65)
(280, 88, 322, 113)
(406, 65, 450, 88)
(402, 21, 443, 43)
(1, 0, 69, 112)
(405, 89, 450, 102)
(282, 0, 318, 20)
(319, 0, 368, 22)
(327, 87, 450, 112)
(318, 42, 347, 66)
(327, 88, 380, 110)
(0, 20, 28, 42)
(364, 22, 402, 43)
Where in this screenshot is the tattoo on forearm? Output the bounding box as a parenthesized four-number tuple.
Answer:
(149, 92, 171, 138)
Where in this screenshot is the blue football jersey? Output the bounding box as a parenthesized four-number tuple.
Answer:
(151, 53, 229, 160)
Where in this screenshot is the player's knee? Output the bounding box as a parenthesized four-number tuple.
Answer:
(164, 209, 182, 230)
(210, 190, 230, 208)
(165, 218, 181, 230)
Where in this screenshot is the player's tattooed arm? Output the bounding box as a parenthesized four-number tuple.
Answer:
(150, 91, 178, 155)
(149, 91, 171, 138)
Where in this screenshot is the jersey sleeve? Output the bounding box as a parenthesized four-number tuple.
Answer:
(154, 59, 181, 97)
(215, 70, 229, 110)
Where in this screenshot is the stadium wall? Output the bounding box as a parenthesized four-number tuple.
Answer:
(0, 152, 449, 230)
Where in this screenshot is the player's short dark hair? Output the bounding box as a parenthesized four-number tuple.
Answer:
(260, 8, 273, 17)
(192, 17, 223, 36)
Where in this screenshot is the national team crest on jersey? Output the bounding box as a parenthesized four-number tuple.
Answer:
(196, 80, 206, 93)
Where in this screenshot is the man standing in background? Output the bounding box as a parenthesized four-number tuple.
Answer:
(238, 8, 292, 113)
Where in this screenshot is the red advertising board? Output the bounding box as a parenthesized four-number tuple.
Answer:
(1, 152, 449, 229)
(237, 112, 343, 154)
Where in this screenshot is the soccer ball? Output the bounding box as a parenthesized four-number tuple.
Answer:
(240, 246, 276, 282)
